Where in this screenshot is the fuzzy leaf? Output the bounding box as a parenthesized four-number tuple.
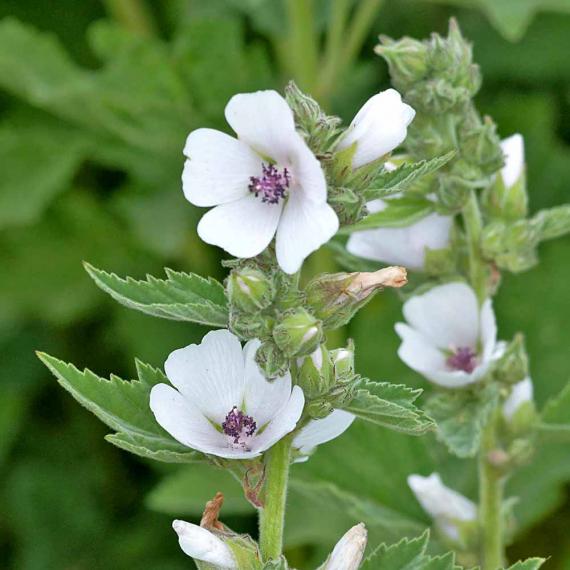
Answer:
(503, 558, 546, 570)
(538, 380, 570, 438)
(424, 384, 499, 457)
(37, 353, 201, 463)
(364, 153, 455, 201)
(84, 263, 228, 326)
(340, 197, 434, 234)
(342, 379, 435, 435)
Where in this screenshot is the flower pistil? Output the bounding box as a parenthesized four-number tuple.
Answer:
(222, 406, 257, 448)
(248, 163, 290, 204)
(447, 347, 478, 373)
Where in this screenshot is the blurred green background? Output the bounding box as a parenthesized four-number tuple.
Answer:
(1, 0, 570, 568)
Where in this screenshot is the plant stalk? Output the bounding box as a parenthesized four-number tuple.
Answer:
(102, 0, 156, 37)
(259, 434, 293, 562)
(478, 415, 505, 569)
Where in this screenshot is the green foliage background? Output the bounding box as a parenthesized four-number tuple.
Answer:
(1, 0, 570, 568)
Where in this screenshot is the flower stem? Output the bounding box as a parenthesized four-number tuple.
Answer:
(102, 0, 156, 37)
(478, 414, 505, 569)
(462, 189, 488, 303)
(259, 435, 292, 562)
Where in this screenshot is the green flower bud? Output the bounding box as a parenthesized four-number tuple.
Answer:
(493, 334, 529, 385)
(295, 345, 334, 399)
(460, 117, 503, 177)
(305, 267, 407, 329)
(534, 204, 570, 241)
(226, 267, 274, 312)
(254, 341, 289, 379)
(229, 309, 271, 340)
(330, 342, 355, 381)
(375, 35, 429, 90)
(273, 308, 323, 357)
(305, 398, 334, 420)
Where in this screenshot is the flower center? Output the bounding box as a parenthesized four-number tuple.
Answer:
(222, 406, 257, 447)
(447, 347, 478, 373)
(249, 163, 290, 204)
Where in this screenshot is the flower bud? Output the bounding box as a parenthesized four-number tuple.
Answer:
(305, 267, 407, 329)
(172, 520, 237, 569)
(460, 117, 503, 177)
(331, 342, 355, 381)
(226, 267, 273, 312)
(323, 523, 368, 570)
(254, 340, 290, 379)
(534, 204, 570, 242)
(337, 89, 415, 169)
(503, 377, 536, 434)
(273, 308, 323, 357)
(295, 345, 334, 399)
(493, 334, 528, 385)
(482, 134, 528, 221)
(408, 473, 478, 548)
(375, 36, 429, 89)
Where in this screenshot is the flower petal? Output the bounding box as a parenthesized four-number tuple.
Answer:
(480, 298, 498, 363)
(149, 383, 226, 452)
(242, 339, 294, 427)
(172, 520, 237, 569)
(225, 90, 298, 163)
(503, 377, 533, 421)
(402, 282, 479, 350)
(182, 128, 262, 207)
(288, 136, 328, 202)
(198, 194, 283, 259)
(500, 133, 524, 189)
(275, 192, 339, 274)
(164, 330, 245, 423)
(251, 385, 305, 453)
(293, 409, 355, 455)
(347, 205, 452, 271)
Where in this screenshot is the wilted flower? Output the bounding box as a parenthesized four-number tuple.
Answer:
(150, 330, 304, 459)
(322, 523, 368, 570)
(172, 520, 237, 569)
(338, 89, 415, 168)
(182, 90, 339, 274)
(347, 199, 452, 271)
(500, 133, 524, 189)
(395, 282, 500, 387)
(293, 409, 355, 461)
(408, 473, 477, 542)
(503, 377, 534, 422)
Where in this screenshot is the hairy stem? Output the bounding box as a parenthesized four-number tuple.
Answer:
(259, 435, 292, 562)
(479, 415, 505, 569)
(462, 189, 488, 303)
(102, 0, 156, 36)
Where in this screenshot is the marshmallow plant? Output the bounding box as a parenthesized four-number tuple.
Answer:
(37, 17, 568, 570)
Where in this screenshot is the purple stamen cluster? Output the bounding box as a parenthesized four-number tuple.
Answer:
(447, 347, 478, 373)
(249, 163, 290, 204)
(222, 406, 257, 445)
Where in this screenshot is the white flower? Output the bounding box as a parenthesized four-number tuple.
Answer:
(338, 89, 415, 168)
(395, 282, 499, 388)
(408, 473, 477, 542)
(150, 330, 305, 459)
(182, 90, 339, 274)
(323, 523, 368, 570)
(503, 377, 534, 422)
(346, 198, 452, 271)
(172, 520, 237, 569)
(500, 133, 525, 189)
(293, 409, 355, 461)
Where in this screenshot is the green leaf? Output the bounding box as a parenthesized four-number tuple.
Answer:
(503, 558, 546, 570)
(424, 384, 499, 458)
(537, 380, 570, 437)
(84, 263, 228, 327)
(364, 153, 455, 201)
(339, 197, 434, 234)
(37, 353, 200, 463)
(0, 122, 87, 229)
(342, 379, 435, 435)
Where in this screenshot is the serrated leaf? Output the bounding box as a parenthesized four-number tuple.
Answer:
(503, 558, 546, 570)
(84, 263, 228, 327)
(37, 353, 200, 463)
(364, 153, 455, 201)
(342, 379, 435, 435)
(340, 197, 434, 234)
(424, 384, 499, 458)
(361, 530, 429, 569)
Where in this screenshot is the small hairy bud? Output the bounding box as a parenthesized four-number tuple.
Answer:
(323, 524, 368, 570)
(375, 36, 429, 90)
(331, 342, 355, 381)
(493, 334, 529, 385)
(254, 341, 290, 380)
(295, 345, 334, 399)
(226, 267, 274, 312)
(273, 308, 323, 357)
(305, 267, 407, 329)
